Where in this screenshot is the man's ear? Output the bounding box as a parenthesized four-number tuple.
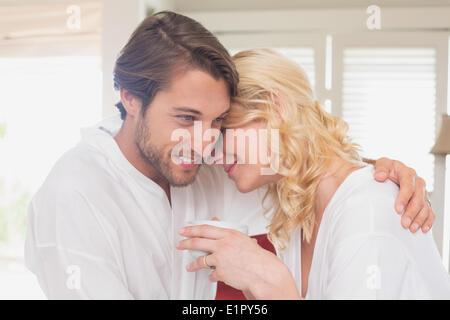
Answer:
(119, 88, 141, 117)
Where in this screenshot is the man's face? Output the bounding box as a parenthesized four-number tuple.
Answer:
(135, 69, 230, 187)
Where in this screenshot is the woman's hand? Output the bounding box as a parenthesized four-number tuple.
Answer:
(176, 225, 300, 299)
(373, 157, 435, 233)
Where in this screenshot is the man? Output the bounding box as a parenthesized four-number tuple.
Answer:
(25, 11, 434, 299)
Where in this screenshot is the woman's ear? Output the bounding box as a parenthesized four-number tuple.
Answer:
(269, 90, 284, 123)
(270, 90, 281, 106)
(119, 88, 140, 117)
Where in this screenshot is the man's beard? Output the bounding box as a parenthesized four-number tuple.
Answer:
(135, 117, 199, 187)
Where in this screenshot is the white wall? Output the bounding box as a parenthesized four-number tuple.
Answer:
(101, 0, 174, 117)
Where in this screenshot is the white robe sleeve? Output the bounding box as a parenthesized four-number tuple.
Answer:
(25, 187, 133, 299)
(323, 191, 446, 300)
(306, 167, 450, 299)
(325, 234, 410, 299)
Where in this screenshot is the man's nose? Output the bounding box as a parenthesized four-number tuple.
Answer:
(191, 122, 221, 161)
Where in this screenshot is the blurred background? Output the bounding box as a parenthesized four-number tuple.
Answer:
(0, 0, 449, 299)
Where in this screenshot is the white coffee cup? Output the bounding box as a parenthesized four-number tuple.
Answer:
(184, 220, 249, 259)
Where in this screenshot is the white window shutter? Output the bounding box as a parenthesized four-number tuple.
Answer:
(341, 47, 437, 191)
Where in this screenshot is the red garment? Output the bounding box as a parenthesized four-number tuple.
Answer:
(215, 234, 276, 300)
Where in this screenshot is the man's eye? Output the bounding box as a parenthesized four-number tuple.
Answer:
(214, 117, 225, 122)
(178, 115, 195, 121)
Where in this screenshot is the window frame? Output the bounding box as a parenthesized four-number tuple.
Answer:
(331, 31, 449, 264)
(217, 32, 327, 102)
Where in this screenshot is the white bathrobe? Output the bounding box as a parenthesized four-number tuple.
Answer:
(24, 115, 269, 299)
(278, 164, 450, 299)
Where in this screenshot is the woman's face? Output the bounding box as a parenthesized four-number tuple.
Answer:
(222, 104, 282, 193)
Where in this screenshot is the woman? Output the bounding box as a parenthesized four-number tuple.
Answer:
(176, 49, 450, 299)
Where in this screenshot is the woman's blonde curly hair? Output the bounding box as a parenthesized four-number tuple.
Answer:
(223, 48, 362, 250)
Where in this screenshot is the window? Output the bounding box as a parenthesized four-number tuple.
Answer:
(341, 47, 437, 190)
(331, 33, 449, 268)
(219, 32, 324, 96)
(0, 55, 102, 299)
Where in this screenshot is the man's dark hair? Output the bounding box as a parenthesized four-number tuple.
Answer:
(113, 11, 238, 120)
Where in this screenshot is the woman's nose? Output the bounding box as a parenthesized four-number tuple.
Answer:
(221, 129, 237, 165)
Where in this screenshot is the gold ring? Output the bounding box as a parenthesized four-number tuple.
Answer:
(203, 255, 213, 269)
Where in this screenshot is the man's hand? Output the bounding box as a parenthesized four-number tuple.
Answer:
(374, 157, 434, 233)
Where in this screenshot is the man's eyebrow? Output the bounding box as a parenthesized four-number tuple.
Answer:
(172, 107, 231, 117)
(219, 108, 230, 117)
(173, 107, 202, 115)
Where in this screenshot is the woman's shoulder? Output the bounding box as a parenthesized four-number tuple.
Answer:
(328, 164, 399, 214)
(318, 165, 450, 299)
(325, 164, 404, 243)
